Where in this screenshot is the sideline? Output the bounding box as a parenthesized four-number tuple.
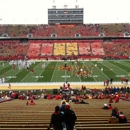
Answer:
(0, 82, 128, 90)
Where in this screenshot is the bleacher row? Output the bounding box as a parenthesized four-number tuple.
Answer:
(0, 40, 130, 60)
(0, 24, 129, 38)
(0, 99, 130, 130)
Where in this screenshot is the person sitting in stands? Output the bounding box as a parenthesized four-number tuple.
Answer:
(109, 94, 114, 103)
(30, 100, 35, 105)
(74, 98, 80, 104)
(125, 92, 129, 100)
(55, 94, 60, 100)
(108, 104, 113, 109)
(83, 94, 87, 99)
(89, 94, 93, 99)
(98, 93, 104, 99)
(102, 103, 109, 109)
(111, 107, 119, 118)
(26, 102, 29, 105)
(79, 100, 89, 104)
(47, 93, 52, 99)
(108, 113, 119, 124)
(115, 94, 119, 103)
(41, 93, 44, 99)
(119, 112, 127, 123)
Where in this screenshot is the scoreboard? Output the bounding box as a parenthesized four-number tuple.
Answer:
(48, 8, 84, 24)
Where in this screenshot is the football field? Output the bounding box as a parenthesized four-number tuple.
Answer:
(0, 60, 130, 83)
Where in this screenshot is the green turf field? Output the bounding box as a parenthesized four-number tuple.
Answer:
(0, 60, 130, 83)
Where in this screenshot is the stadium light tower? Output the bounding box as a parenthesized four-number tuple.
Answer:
(52, 0, 56, 8)
(63, 0, 68, 8)
(64, 4, 68, 8)
(75, 0, 79, 8)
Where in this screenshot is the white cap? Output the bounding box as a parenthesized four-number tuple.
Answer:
(104, 103, 107, 106)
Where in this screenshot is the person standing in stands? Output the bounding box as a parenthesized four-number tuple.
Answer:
(110, 78, 113, 84)
(8, 82, 11, 89)
(126, 79, 128, 85)
(64, 105, 77, 130)
(48, 106, 64, 130)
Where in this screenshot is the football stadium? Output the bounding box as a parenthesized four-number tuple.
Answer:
(0, 0, 130, 129)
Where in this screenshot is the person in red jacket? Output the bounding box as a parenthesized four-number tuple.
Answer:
(119, 112, 127, 123)
(55, 95, 60, 100)
(48, 93, 52, 99)
(109, 94, 114, 103)
(48, 106, 64, 130)
(108, 104, 113, 109)
(30, 100, 35, 105)
(125, 92, 129, 100)
(26, 102, 29, 105)
(115, 94, 119, 103)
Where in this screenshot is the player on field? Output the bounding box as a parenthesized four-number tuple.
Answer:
(30, 68, 34, 73)
(110, 66, 113, 71)
(2, 63, 4, 67)
(12, 64, 16, 70)
(2, 72, 6, 77)
(42, 63, 46, 68)
(8, 83, 11, 89)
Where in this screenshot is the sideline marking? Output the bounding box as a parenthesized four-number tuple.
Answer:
(6, 76, 17, 79)
(32, 76, 44, 78)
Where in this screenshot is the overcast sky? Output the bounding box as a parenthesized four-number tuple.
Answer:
(0, 0, 130, 24)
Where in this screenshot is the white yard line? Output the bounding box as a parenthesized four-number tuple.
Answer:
(4, 68, 15, 74)
(119, 61, 130, 69)
(35, 62, 50, 82)
(101, 62, 118, 75)
(74, 62, 82, 82)
(90, 61, 109, 79)
(106, 61, 128, 74)
(65, 69, 67, 82)
(50, 62, 58, 82)
(6, 70, 22, 82)
(0, 64, 10, 71)
(83, 62, 97, 82)
(20, 63, 40, 82)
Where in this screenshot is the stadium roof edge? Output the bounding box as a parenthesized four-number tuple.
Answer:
(0, 23, 129, 25)
(0, 36, 130, 40)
